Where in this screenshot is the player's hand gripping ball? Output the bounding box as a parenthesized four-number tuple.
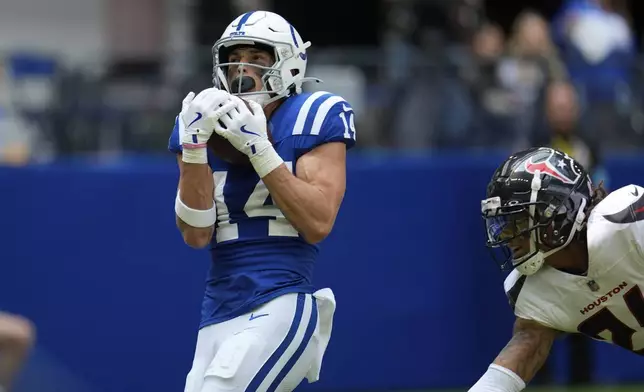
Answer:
(208, 98, 273, 165)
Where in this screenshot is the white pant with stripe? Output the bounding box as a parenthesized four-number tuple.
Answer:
(183, 289, 336, 392)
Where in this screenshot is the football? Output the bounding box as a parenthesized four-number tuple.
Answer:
(208, 132, 250, 165)
(207, 98, 272, 165)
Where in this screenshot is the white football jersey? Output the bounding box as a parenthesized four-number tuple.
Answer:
(505, 184, 644, 354)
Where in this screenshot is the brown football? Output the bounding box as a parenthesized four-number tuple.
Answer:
(207, 98, 272, 165)
(208, 132, 250, 165)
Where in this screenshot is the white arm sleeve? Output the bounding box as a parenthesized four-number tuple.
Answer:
(468, 364, 526, 392)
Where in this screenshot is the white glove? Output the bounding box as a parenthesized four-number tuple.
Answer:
(179, 88, 236, 164)
(214, 95, 284, 177)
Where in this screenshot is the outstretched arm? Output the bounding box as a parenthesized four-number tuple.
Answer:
(468, 317, 558, 392)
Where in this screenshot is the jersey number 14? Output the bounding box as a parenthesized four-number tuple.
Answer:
(212, 162, 298, 243)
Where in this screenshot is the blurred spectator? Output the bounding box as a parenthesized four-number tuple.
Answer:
(461, 22, 506, 104)
(454, 11, 567, 149)
(552, 0, 636, 147)
(505, 10, 568, 81)
(412, 0, 485, 46)
(382, 1, 442, 149)
(552, 0, 634, 96)
(532, 81, 609, 187)
(471, 23, 505, 77)
(0, 60, 38, 166)
(452, 22, 511, 148)
(496, 11, 568, 148)
(382, 0, 485, 149)
(0, 111, 32, 166)
(466, 22, 506, 105)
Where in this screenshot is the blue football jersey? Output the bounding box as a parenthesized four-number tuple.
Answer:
(169, 91, 356, 328)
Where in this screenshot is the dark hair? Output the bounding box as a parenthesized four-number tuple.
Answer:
(575, 181, 607, 243)
(589, 181, 608, 212)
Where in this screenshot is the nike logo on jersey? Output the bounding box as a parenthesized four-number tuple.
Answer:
(249, 312, 269, 321)
(632, 186, 639, 197)
(240, 125, 260, 137)
(189, 112, 202, 127)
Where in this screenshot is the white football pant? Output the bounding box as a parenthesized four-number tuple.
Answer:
(183, 289, 335, 392)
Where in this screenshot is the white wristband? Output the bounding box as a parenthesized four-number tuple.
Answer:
(181, 147, 208, 164)
(468, 364, 526, 392)
(249, 144, 284, 178)
(174, 191, 217, 228)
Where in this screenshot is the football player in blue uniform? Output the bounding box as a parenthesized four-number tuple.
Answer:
(0, 311, 34, 391)
(168, 10, 356, 392)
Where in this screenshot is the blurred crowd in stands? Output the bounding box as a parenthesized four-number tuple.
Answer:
(0, 0, 639, 189)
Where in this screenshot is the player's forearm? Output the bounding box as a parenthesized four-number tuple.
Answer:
(262, 164, 335, 243)
(491, 325, 554, 382)
(469, 319, 556, 392)
(176, 159, 215, 248)
(179, 162, 214, 210)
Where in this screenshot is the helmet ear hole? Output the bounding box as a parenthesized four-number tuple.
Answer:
(537, 207, 571, 248)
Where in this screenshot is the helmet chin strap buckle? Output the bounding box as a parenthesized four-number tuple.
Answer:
(516, 253, 545, 276)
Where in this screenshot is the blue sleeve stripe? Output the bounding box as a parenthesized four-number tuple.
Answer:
(310, 96, 346, 136)
(291, 91, 330, 135)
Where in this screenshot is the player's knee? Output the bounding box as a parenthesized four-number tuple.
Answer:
(0, 314, 36, 352)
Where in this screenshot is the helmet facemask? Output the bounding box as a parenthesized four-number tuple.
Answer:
(482, 171, 588, 275)
(212, 37, 309, 107)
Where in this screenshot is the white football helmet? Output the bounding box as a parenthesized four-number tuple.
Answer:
(212, 11, 320, 106)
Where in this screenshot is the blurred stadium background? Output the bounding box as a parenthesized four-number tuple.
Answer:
(2, 0, 644, 391)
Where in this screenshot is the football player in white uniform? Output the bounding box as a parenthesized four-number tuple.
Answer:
(470, 147, 644, 392)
